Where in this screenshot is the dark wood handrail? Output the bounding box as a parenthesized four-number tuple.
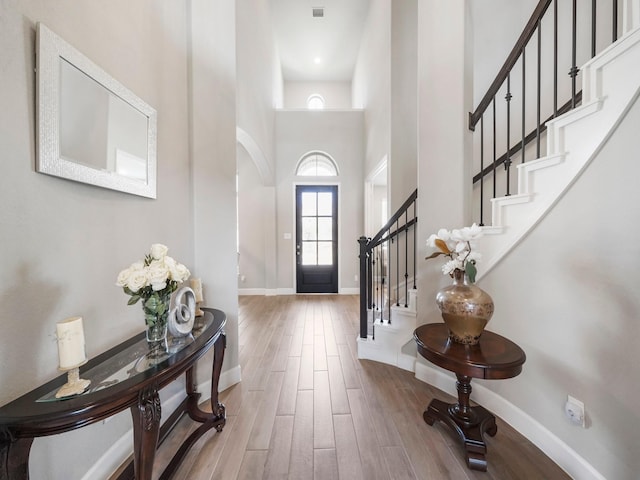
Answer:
(469, 0, 553, 131)
(368, 189, 417, 247)
(368, 218, 418, 250)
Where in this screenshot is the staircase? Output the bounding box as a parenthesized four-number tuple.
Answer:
(479, 23, 640, 279)
(357, 287, 419, 372)
(357, 1, 640, 370)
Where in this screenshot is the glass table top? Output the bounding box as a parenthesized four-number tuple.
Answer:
(37, 316, 213, 402)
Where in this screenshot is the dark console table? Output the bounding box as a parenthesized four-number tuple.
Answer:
(414, 323, 526, 471)
(0, 307, 226, 480)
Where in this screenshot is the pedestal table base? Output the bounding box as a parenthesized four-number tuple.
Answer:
(423, 374, 498, 471)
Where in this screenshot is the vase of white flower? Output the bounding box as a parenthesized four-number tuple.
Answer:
(141, 293, 171, 344)
(116, 244, 191, 349)
(426, 224, 494, 345)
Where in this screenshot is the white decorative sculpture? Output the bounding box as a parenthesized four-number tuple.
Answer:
(167, 287, 196, 337)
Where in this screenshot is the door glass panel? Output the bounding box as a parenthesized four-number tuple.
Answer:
(301, 192, 317, 216)
(302, 241, 317, 265)
(317, 218, 332, 240)
(318, 242, 333, 265)
(302, 218, 317, 240)
(317, 192, 332, 216)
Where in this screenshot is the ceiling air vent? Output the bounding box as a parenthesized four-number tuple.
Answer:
(312, 7, 324, 18)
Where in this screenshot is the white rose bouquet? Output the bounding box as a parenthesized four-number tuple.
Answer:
(425, 223, 483, 283)
(116, 244, 191, 329)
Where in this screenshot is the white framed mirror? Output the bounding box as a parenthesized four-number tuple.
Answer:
(36, 23, 157, 198)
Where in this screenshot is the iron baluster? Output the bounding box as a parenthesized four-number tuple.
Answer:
(570, 0, 579, 109)
(536, 19, 542, 159)
(396, 220, 400, 307)
(505, 73, 512, 196)
(480, 115, 485, 225)
(404, 208, 409, 308)
(554, 0, 558, 117)
(492, 97, 497, 200)
(592, 0, 597, 58)
(413, 200, 417, 290)
(521, 48, 526, 163)
(613, 0, 618, 42)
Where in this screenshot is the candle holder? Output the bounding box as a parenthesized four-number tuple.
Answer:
(190, 278, 205, 317)
(55, 316, 90, 398)
(55, 364, 91, 398)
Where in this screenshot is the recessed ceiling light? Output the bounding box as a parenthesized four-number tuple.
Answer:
(313, 57, 322, 65)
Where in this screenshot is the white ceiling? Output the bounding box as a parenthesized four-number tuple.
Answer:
(268, 0, 371, 82)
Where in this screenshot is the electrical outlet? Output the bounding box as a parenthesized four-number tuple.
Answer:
(354, 274, 358, 282)
(565, 395, 586, 427)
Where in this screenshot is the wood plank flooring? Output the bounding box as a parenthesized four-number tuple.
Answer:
(151, 295, 571, 480)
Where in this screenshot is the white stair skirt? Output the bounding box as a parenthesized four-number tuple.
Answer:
(358, 301, 418, 372)
(477, 24, 640, 280)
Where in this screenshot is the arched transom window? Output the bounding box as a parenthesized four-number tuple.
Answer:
(307, 94, 325, 110)
(296, 152, 338, 177)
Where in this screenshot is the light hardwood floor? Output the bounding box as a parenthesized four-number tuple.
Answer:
(151, 295, 570, 480)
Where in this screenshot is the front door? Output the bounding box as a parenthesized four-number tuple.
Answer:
(296, 185, 338, 293)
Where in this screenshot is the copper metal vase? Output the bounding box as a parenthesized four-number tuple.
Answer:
(436, 269, 494, 345)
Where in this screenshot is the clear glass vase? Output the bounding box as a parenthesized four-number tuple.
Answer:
(142, 294, 170, 347)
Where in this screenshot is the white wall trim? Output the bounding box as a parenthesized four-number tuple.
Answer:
(238, 288, 271, 296)
(340, 287, 359, 295)
(236, 127, 274, 186)
(414, 362, 606, 480)
(81, 366, 242, 480)
(241, 288, 358, 296)
(277, 288, 296, 295)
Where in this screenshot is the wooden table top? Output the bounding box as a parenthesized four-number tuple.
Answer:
(414, 323, 526, 380)
(0, 309, 226, 437)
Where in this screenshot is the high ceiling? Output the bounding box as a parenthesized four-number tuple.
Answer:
(268, 0, 371, 82)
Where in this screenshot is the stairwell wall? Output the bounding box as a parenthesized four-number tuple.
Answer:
(477, 93, 640, 480)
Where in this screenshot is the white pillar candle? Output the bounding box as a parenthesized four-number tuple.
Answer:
(190, 278, 203, 302)
(56, 316, 87, 370)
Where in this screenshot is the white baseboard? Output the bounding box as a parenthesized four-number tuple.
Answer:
(340, 287, 359, 294)
(81, 433, 132, 480)
(83, 365, 242, 480)
(414, 362, 605, 480)
(241, 288, 357, 296)
(238, 288, 267, 296)
(218, 365, 242, 393)
(277, 288, 296, 295)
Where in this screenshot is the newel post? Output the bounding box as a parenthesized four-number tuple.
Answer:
(358, 236, 369, 339)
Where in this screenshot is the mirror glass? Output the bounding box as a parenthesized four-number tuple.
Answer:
(37, 23, 157, 198)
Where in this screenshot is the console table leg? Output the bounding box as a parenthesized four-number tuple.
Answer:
(130, 385, 161, 480)
(211, 332, 226, 431)
(0, 433, 33, 480)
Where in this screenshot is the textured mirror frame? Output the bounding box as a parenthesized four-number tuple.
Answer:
(36, 23, 158, 198)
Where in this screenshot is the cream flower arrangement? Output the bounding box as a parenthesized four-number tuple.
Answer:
(426, 223, 483, 283)
(116, 244, 190, 326)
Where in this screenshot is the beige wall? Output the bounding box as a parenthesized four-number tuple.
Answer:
(479, 95, 640, 480)
(275, 111, 364, 292)
(0, 1, 238, 478)
(352, 0, 391, 177)
(390, 0, 418, 212)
